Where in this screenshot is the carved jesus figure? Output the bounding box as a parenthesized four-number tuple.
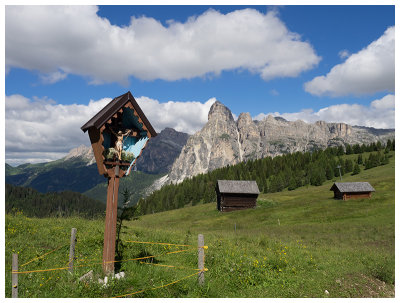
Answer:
(110, 129, 131, 160)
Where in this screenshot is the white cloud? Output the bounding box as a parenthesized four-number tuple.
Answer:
(136, 97, 215, 134)
(304, 26, 394, 96)
(254, 94, 395, 129)
(40, 70, 68, 84)
(6, 6, 320, 84)
(5, 95, 111, 165)
(5, 94, 214, 165)
(338, 49, 350, 59)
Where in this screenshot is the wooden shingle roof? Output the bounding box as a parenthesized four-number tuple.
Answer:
(330, 182, 375, 193)
(81, 91, 157, 137)
(217, 180, 260, 195)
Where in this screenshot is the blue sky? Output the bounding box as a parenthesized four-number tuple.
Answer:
(4, 5, 395, 165)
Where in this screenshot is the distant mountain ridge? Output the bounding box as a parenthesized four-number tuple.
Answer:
(46, 127, 189, 175)
(135, 127, 189, 174)
(167, 101, 395, 184)
(5, 128, 188, 204)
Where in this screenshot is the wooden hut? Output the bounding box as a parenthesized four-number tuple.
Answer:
(216, 180, 260, 212)
(330, 182, 375, 200)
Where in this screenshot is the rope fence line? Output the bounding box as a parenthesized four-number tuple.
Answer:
(113, 271, 201, 298)
(12, 247, 198, 274)
(124, 240, 192, 247)
(19, 244, 68, 268)
(41, 258, 73, 288)
(11, 229, 208, 298)
(138, 261, 202, 272)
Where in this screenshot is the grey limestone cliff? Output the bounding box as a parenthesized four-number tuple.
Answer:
(168, 101, 394, 184)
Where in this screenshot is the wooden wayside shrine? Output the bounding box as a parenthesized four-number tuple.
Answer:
(82, 91, 157, 274)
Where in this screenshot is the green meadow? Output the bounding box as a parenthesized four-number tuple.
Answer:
(5, 152, 395, 298)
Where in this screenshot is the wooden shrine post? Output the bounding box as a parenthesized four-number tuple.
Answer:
(102, 166, 121, 274)
(81, 91, 157, 275)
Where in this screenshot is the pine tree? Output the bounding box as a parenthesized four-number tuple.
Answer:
(288, 177, 297, 191)
(352, 164, 360, 175)
(337, 145, 345, 156)
(344, 159, 353, 173)
(325, 165, 334, 180)
(345, 144, 353, 155)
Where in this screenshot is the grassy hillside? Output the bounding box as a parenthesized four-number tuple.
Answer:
(5, 152, 394, 298)
(83, 171, 163, 205)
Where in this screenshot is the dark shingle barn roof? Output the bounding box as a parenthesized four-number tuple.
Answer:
(330, 182, 375, 193)
(217, 180, 260, 195)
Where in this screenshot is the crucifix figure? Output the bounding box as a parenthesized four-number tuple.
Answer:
(110, 128, 131, 161)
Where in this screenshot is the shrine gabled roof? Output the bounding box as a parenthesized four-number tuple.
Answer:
(81, 91, 157, 137)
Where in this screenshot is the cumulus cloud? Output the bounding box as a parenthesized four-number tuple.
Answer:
(254, 94, 395, 129)
(5, 94, 215, 165)
(39, 70, 68, 84)
(304, 26, 394, 96)
(6, 6, 320, 84)
(338, 49, 350, 59)
(136, 97, 215, 134)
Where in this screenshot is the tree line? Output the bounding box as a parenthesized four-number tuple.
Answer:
(5, 183, 105, 218)
(136, 139, 394, 215)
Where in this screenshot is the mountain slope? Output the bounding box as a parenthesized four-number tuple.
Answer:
(5, 127, 188, 195)
(135, 127, 189, 174)
(84, 171, 163, 205)
(5, 183, 105, 218)
(5, 157, 105, 193)
(168, 101, 395, 183)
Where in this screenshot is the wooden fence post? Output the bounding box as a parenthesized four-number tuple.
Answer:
(68, 228, 77, 274)
(12, 253, 18, 298)
(198, 234, 205, 286)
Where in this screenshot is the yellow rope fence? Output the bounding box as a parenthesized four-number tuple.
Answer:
(12, 247, 200, 274)
(12, 238, 208, 298)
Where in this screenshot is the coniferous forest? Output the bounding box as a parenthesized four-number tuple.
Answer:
(5, 184, 105, 218)
(138, 140, 394, 215)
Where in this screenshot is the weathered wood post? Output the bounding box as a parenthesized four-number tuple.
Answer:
(12, 253, 18, 298)
(102, 166, 120, 275)
(81, 91, 157, 275)
(198, 234, 205, 286)
(68, 228, 77, 274)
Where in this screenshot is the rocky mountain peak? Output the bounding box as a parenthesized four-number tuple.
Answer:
(265, 114, 277, 123)
(64, 145, 95, 165)
(208, 101, 234, 122)
(237, 112, 252, 126)
(167, 102, 395, 184)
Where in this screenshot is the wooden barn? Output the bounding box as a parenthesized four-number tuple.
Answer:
(216, 180, 260, 212)
(330, 182, 375, 200)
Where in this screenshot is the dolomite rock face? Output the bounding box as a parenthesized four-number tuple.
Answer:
(167, 101, 394, 184)
(64, 145, 95, 165)
(168, 101, 242, 183)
